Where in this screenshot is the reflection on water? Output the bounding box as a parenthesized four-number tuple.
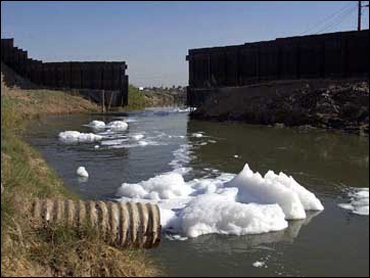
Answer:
(176, 211, 322, 255)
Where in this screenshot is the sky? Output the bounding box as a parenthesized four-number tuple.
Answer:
(1, 1, 369, 87)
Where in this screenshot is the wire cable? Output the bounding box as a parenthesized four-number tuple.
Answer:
(299, 2, 354, 35)
(314, 6, 357, 34)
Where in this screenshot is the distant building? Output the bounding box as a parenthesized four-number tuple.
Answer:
(138, 87, 144, 91)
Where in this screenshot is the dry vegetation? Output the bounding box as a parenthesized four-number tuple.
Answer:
(1, 63, 161, 277)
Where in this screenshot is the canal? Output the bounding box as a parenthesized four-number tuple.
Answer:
(26, 107, 369, 277)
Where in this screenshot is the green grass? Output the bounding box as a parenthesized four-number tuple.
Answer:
(1, 95, 74, 199)
(117, 85, 149, 112)
(128, 85, 148, 109)
(117, 85, 180, 112)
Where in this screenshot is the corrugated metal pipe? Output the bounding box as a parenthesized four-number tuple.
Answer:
(30, 199, 161, 248)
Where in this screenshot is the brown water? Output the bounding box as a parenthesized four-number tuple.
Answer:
(26, 108, 369, 277)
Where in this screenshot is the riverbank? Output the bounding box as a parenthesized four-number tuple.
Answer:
(190, 79, 369, 135)
(114, 85, 185, 112)
(1, 64, 160, 277)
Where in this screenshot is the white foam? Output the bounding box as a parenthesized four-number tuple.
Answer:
(146, 107, 191, 114)
(187, 173, 235, 196)
(59, 131, 103, 143)
(116, 161, 323, 238)
(101, 139, 129, 146)
(138, 140, 149, 146)
(180, 194, 288, 238)
(76, 166, 89, 178)
(106, 120, 128, 131)
(264, 170, 324, 211)
(173, 107, 191, 113)
(160, 208, 178, 228)
(338, 188, 369, 216)
(172, 167, 193, 175)
(123, 117, 137, 123)
(192, 133, 203, 138)
(117, 172, 193, 201)
(169, 144, 191, 171)
(87, 120, 106, 129)
(104, 139, 161, 149)
(131, 134, 144, 140)
(253, 261, 266, 268)
(225, 164, 323, 219)
(165, 234, 188, 241)
(86, 120, 129, 132)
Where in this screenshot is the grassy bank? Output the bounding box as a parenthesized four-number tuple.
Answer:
(1, 69, 160, 276)
(125, 85, 149, 111)
(118, 85, 183, 112)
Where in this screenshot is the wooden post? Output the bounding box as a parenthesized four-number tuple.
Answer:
(107, 92, 114, 111)
(101, 90, 106, 113)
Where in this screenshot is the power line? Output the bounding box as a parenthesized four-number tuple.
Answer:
(299, 2, 354, 35)
(311, 5, 355, 34)
(314, 6, 357, 34)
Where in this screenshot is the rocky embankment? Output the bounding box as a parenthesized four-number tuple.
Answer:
(190, 80, 369, 135)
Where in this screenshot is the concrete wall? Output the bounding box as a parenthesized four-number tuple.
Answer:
(1, 38, 128, 107)
(187, 30, 369, 106)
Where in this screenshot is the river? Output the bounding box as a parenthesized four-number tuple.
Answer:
(26, 107, 369, 277)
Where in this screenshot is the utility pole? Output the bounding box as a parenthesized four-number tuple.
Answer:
(358, 1, 369, 31)
(358, 1, 362, 31)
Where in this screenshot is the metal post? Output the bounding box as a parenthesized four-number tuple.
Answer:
(358, 1, 362, 31)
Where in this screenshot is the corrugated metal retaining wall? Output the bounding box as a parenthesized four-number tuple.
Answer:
(187, 30, 369, 106)
(1, 38, 128, 107)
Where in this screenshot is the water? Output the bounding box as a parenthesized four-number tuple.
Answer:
(26, 108, 369, 277)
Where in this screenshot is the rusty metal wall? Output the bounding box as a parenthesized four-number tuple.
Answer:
(187, 30, 369, 106)
(1, 39, 129, 107)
